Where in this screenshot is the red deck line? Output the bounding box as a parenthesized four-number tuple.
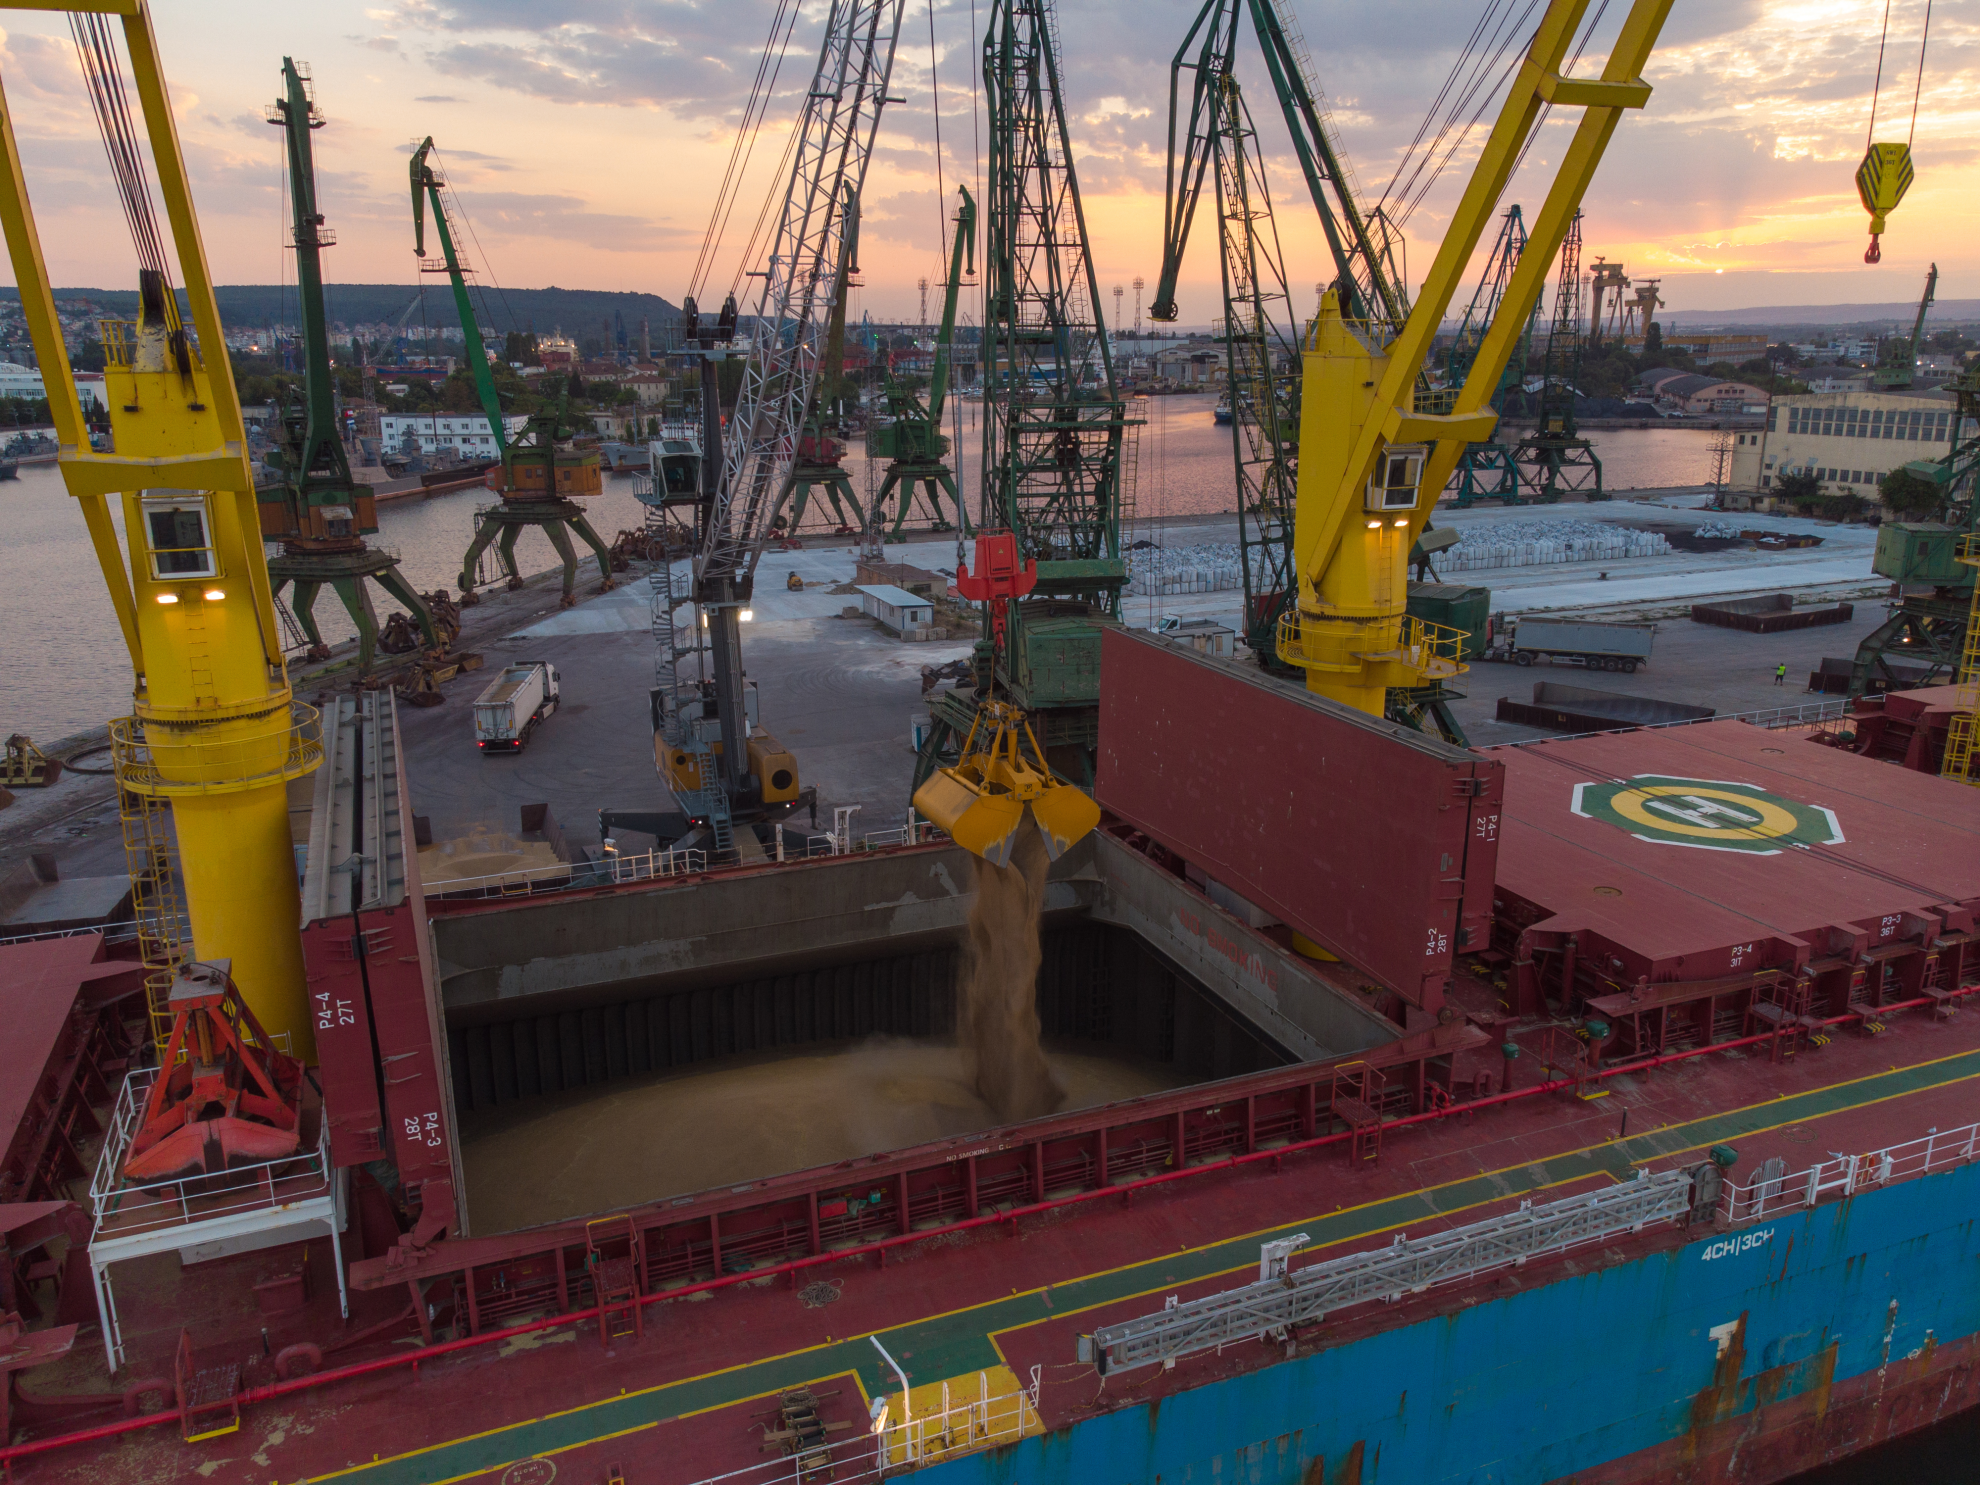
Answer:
(12, 991, 1968, 1472)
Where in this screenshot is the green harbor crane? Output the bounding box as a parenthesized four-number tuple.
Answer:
(782, 182, 864, 535)
(912, 0, 1130, 799)
(867, 185, 975, 536)
(409, 137, 617, 607)
(1849, 353, 1978, 696)
(260, 59, 440, 670)
(1510, 210, 1604, 500)
(1443, 205, 1540, 507)
(1873, 263, 1937, 390)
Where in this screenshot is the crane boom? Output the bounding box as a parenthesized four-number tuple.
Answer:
(928, 187, 976, 424)
(1152, 0, 1407, 331)
(410, 139, 508, 455)
(702, 0, 903, 594)
(694, 0, 904, 797)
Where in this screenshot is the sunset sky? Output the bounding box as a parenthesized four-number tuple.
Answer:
(0, 0, 1971, 325)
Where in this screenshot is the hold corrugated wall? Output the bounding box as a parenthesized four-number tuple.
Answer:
(447, 923, 1288, 1115)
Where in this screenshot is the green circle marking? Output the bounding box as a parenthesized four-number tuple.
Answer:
(1570, 774, 1843, 855)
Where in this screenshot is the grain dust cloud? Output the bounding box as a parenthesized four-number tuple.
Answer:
(958, 819, 1065, 1122)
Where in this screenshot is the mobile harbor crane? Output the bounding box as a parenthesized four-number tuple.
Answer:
(410, 138, 618, 607)
(261, 59, 442, 672)
(607, 0, 904, 859)
(1873, 263, 1938, 391)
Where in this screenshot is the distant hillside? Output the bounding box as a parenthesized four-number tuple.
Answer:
(1662, 298, 1980, 330)
(2, 284, 682, 339)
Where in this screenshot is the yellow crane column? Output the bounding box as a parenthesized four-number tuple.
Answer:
(1284, 0, 1671, 719)
(0, 2, 320, 1056)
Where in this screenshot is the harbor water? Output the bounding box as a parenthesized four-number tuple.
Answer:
(0, 402, 1727, 742)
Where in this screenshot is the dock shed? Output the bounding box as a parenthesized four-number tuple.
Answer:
(856, 584, 935, 636)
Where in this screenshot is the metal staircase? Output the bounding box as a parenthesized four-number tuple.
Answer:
(1941, 534, 1980, 786)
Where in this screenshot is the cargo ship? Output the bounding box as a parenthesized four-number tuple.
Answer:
(3, 1, 1978, 1482)
(5, 626, 1979, 1485)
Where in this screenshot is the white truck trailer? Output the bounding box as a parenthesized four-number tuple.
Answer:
(472, 661, 561, 752)
(1479, 616, 1655, 673)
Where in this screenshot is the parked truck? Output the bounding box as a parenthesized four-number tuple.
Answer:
(1477, 615, 1654, 673)
(473, 661, 561, 752)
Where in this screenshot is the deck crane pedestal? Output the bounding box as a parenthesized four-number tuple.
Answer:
(867, 187, 976, 536)
(911, 0, 1128, 828)
(1280, 0, 1669, 721)
(1510, 210, 1603, 502)
(607, 0, 903, 857)
(410, 138, 617, 608)
(0, 2, 322, 1054)
(261, 60, 441, 673)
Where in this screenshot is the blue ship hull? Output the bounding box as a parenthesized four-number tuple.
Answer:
(923, 1160, 1980, 1483)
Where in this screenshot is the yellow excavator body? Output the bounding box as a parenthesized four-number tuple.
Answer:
(912, 700, 1100, 866)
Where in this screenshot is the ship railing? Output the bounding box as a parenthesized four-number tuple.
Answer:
(86, 1061, 333, 1244)
(672, 1367, 1040, 1484)
(1722, 1118, 1980, 1224)
(0, 918, 147, 948)
(602, 846, 712, 885)
(430, 820, 950, 900)
(873, 1368, 1041, 1473)
(1476, 697, 1849, 749)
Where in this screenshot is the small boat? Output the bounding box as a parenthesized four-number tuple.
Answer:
(1213, 397, 1232, 425)
(0, 460, 17, 481)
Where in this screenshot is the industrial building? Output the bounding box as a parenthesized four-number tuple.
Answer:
(379, 411, 528, 458)
(1728, 386, 1977, 508)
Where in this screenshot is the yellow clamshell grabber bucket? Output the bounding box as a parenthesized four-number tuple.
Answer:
(912, 699, 1101, 867)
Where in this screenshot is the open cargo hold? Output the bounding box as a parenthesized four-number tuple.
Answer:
(1690, 593, 1854, 633)
(1093, 628, 1503, 1013)
(1487, 718, 1980, 1025)
(1495, 681, 1713, 735)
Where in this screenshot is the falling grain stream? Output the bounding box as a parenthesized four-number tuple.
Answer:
(958, 820, 1064, 1123)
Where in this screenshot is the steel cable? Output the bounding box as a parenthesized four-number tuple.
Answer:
(690, 0, 805, 302)
(69, 13, 179, 328)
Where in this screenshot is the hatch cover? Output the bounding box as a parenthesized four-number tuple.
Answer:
(1569, 775, 1844, 855)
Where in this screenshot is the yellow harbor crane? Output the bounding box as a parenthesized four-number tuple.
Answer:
(1280, 0, 1671, 718)
(0, 1, 319, 1055)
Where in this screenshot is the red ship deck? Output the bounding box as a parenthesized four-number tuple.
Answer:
(11, 976, 1980, 1485)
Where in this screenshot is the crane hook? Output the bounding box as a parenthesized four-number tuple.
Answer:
(1855, 142, 1912, 266)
